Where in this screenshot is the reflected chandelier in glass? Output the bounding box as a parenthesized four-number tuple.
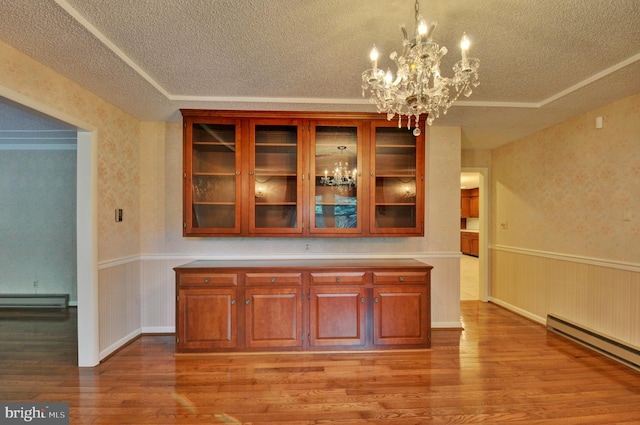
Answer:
(320, 146, 357, 188)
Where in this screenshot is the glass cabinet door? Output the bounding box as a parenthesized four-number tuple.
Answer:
(310, 121, 363, 235)
(249, 120, 303, 234)
(370, 121, 424, 235)
(185, 119, 242, 235)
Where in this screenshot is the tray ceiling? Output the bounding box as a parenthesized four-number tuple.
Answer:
(1, 0, 639, 149)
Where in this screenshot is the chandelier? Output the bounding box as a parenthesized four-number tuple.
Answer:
(361, 0, 480, 134)
(320, 146, 357, 188)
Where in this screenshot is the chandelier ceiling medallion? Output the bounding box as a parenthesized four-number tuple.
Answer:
(361, 0, 480, 135)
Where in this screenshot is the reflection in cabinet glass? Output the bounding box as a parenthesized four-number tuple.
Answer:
(190, 122, 240, 232)
(311, 124, 361, 233)
(250, 122, 302, 233)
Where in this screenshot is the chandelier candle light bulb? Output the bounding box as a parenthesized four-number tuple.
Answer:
(362, 0, 480, 131)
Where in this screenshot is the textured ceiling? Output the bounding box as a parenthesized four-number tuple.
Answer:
(1, 0, 639, 149)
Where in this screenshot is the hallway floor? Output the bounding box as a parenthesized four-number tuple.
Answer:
(460, 254, 479, 300)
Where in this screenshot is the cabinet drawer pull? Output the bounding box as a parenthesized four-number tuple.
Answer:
(231, 299, 236, 305)
(271, 277, 276, 283)
(336, 277, 340, 283)
(399, 276, 404, 282)
(204, 277, 210, 284)
(245, 299, 250, 305)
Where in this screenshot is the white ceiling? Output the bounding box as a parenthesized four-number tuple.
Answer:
(1, 0, 639, 150)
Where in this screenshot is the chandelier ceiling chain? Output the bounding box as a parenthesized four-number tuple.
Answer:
(361, 0, 480, 134)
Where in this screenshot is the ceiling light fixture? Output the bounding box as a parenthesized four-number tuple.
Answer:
(361, 0, 480, 135)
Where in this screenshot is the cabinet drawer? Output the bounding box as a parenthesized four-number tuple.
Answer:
(373, 271, 427, 284)
(245, 273, 302, 286)
(179, 273, 238, 287)
(310, 272, 366, 285)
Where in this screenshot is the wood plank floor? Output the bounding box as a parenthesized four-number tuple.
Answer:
(1, 302, 639, 424)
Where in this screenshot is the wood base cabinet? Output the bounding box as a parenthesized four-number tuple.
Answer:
(175, 259, 432, 353)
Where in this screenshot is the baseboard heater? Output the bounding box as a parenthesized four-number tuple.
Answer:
(547, 314, 640, 372)
(0, 294, 69, 308)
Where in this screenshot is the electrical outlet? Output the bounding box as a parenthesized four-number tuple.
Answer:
(115, 208, 123, 222)
(33, 280, 38, 288)
(305, 243, 310, 250)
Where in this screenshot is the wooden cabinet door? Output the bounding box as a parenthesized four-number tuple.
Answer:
(461, 192, 471, 218)
(309, 120, 364, 236)
(461, 233, 471, 254)
(183, 117, 243, 236)
(178, 288, 237, 350)
(369, 120, 425, 236)
(470, 194, 479, 218)
(244, 287, 303, 348)
(309, 287, 366, 347)
(373, 286, 430, 346)
(249, 119, 304, 235)
(470, 234, 480, 256)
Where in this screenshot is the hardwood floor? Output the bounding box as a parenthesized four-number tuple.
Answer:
(1, 302, 639, 424)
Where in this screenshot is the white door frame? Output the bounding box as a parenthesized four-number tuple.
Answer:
(0, 87, 100, 366)
(461, 167, 490, 302)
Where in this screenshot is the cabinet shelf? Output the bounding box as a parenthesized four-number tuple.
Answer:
(376, 144, 417, 149)
(193, 172, 236, 176)
(194, 141, 235, 146)
(254, 172, 296, 177)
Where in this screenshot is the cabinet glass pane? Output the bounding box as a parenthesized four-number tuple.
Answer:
(254, 125, 298, 229)
(314, 126, 358, 229)
(374, 127, 417, 229)
(191, 123, 237, 229)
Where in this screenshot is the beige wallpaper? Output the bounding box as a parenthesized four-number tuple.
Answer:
(0, 40, 141, 262)
(492, 91, 640, 264)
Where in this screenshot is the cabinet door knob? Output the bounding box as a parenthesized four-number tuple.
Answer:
(375, 297, 379, 303)
(360, 297, 365, 303)
(336, 277, 340, 283)
(245, 299, 250, 305)
(204, 277, 210, 284)
(399, 276, 404, 282)
(231, 299, 236, 305)
(236, 171, 241, 175)
(271, 277, 276, 283)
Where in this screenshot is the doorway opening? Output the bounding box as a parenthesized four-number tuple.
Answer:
(460, 169, 489, 302)
(0, 90, 99, 366)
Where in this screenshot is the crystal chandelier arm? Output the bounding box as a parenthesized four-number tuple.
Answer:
(361, 0, 479, 128)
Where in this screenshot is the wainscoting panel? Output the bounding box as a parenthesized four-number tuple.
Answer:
(98, 260, 141, 358)
(140, 258, 187, 333)
(491, 247, 640, 348)
(417, 255, 462, 328)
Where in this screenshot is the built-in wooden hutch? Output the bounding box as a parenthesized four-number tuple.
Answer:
(176, 110, 431, 354)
